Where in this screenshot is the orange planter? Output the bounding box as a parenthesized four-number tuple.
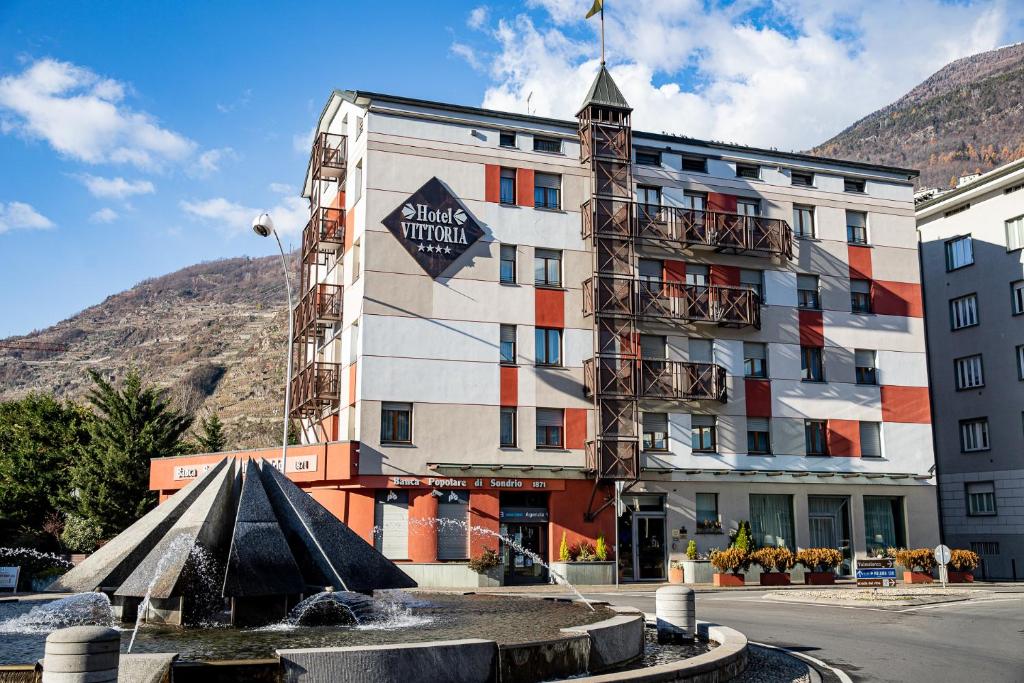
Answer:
(904, 571, 933, 584)
(668, 566, 685, 584)
(759, 572, 791, 586)
(804, 571, 835, 585)
(713, 573, 745, 587)
(948, 570, 974, 583)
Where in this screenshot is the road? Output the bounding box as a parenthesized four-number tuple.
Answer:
(514, 587, 1024, 682)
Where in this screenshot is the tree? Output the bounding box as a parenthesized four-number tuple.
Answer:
(70, 369, 193, 536)
(195, 414, 227, 452)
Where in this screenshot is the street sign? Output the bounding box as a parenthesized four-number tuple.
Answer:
(934, 544, 951, 566)
(858, 578, 898, 587)
(0, 566, 19, 592)
(856, 558, 896, 587)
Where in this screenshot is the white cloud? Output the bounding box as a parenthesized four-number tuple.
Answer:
(293, 126, 316, 153)
(180, 195, 308, 237)
(268, 182, 294, 195)
(0, 201, 53, 234)
(0, 58, 196, 169)
(190, 147, 235, 178)
(451, 43, 483, 70)
(461, 1, 1019, 150)
(468, 6, 489, 30)
(89, 207, 119, 223)
(77, 174, 155, 200)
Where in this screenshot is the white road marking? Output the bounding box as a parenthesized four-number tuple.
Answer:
(895, 595, 1024, 613)
(750, 640, 854, 683)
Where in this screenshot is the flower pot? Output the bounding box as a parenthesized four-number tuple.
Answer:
(713, 572, 745, 587)
(947, 570, 974, 583)
(758, 572, 791, 586)
(668, 566, 685, 584)
(682, 560, 714, 584)
(804, 571, 835, 585)
(549, 561, 616, 586)
(904, 571, 933, 584)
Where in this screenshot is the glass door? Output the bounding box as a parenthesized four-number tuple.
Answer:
(808, 496, 852, 575)
(633, 514, 667, 580)
(500, 523, 548, 584)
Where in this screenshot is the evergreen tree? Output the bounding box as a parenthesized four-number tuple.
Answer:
(196, 414, 227, 452)
(71, 369, 193, 536)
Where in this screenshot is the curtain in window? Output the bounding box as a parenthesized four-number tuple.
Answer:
(749, 494, 794, 549)
(863, 496, 896, 553)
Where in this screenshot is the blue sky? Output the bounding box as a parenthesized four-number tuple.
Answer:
(1, 0, 1021, 337)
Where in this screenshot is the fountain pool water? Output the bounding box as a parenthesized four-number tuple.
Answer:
(0, 593, 113, 634)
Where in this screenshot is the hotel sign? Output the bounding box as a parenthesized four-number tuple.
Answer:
(381, 177, 485, 278)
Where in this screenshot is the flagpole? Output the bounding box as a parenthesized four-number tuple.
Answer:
(600, 5, 605, 65)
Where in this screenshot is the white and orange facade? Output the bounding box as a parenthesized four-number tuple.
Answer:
(152, 73, 939, 584)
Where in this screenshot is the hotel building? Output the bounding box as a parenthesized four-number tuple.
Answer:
(917, 159, 1024, 580)
(152, 70, 939, 585)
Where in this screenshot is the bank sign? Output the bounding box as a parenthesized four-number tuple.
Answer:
(381, 177, 484, 278)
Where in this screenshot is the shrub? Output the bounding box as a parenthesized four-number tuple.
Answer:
(949, 549, 980, 571)
(750, 546, 795, 573)
(61, 514, 104, 553)
(795, 548, 843, 572)
(558, 532, 570, 562)
(894, 548, 937, 572)
(468, 547, 500, 574)
(709, 547, 750, 574)
(731, 521, 752, 551)
(594, 535, 608, 561)
(686, 540, 698, 560)
(573, 542, 596, 561)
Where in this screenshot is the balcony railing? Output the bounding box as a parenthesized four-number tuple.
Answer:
(301, 206, 346, 261)
(311, 132, 347, 181)
(582, 199, 793, 258)
(583, 275, 761, 328)
(585, 438, 640, 480)
(290, 361, 341, 417)
(294, 283, 343, 335)
(583, 358, 726, 402)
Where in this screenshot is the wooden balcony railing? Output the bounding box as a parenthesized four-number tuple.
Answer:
(583, 275, 761, 328)
(582, 199, 793, 258)
(583, 358, 726, 402)
(585, 438, 640, 480)
(290, 361, 340, 417)
(294, 283, 343, 335)
(311, 132, 347, 181)
(301, 206, 345, 262)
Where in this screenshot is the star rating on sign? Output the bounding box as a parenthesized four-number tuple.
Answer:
(417, 243, 425, 252)
(444, 246, 452, 254)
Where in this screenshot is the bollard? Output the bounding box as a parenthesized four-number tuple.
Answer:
(655, 585, 696, 643)
(42, 626, 120, 683)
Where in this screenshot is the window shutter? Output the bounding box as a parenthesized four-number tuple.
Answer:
(437, 490, 469, 560)
(534, 172, 561, 189)
(855, 350, 875, 367)
(536, 408, 563, 427)
(689, 339, 713, 363)
(860, 422, 882, 457)
(851, 279, 871, 294)
(642, 412, 668, 433)
(640, 335, 666, 359)
(747, 417, 769, 432)
(744, 342, 766, 360)
(797, 274, 817, 290)
(691, 414, 715, 427)
(740, 269, 762, 286)
(638, 259, 663, 279)
(500, 325, 516, 343)
(374, 491, 409, 560)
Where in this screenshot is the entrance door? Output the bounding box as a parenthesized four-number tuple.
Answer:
(808, 496, 852, 575)
(633, 515, 667, 580)
(500, 523, 548, 584)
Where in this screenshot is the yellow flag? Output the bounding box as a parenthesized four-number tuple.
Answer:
(585, 0, 603, 19)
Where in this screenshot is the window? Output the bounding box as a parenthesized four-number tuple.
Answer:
(950, 294, 978, 329)
(747, 417, 771, 454)
(381, 402, 412, 443)
(638, 258, 663, 286)
(688, 338, 713, 364)
(749, 494, 794, 549)
(499, 131, 517, 148)
(354, 160, 363, 203)
(864, 496, 906, 555)
(500, 407, 517, 447)
(374, 490, 408, 559)
(686, 263, 709, 287)
(536, 408, 563, 447)
(635, 149, 661, 166)
(846, 210, 868, 245)
(351, 240, 361, 283)
(533, 136, 562, 153)
(437, 490, 470, 560)
(534, 248, 562, 286)
(1017, 344, 1024, 380)
(791, 171, 814, 187)
(793, 205, 815, 238)
(736, 199, 760, 216)
(843, 177, 865, 193)
(356, 116, 364, 138)
(681, 155, 707, 173)
(1006, 215, 1024, 251)
(500, 244, 517, 284)
(736, 163, 760, 179)
(691, 415, 717, 452)
(740, 269, 763, 302)
(966, 481, 996, 516)
(805, 420, 828, 455)
(534, 172, 561, 209)
(960, 418, 990, 452)
(945, 235, 974, 271)
(801, 346, 824, 382)
(696, 493, 719, 530)
(797, 274, 820, 309)
(1012, 280, 1024, 315)
(954, 354, 984, 389)
(642, 412, 668, 451)
(860, 422, 882, 457)
(971, 541, 999, 555)
(743, 342, 767, 378)
(681, 192, 706, 211)
(637, 185, 661, 208)
(535, 327, 562, 366)
(500, 325, 516, 364)
(499, 167, 516, 204)
(640, 334, 666, 360)
(855, 349, 877, 385)
(850, 278, 872, 313)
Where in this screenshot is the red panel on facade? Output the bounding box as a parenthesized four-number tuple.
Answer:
(535, 287, 565, 328)
(710, 264, 741, 287)
(744, 379, 772, 417)
(469, 491, 500, 556)
(881, 386, 931, 423)
(847, 245, 873, 279)
(548, 480, 616, 564)
(344, 202, 357, 251)
(408, 492, 439, 562)
(565, 408, 587, 449)
(500, 366, 518, 407)
(664, 260, 686, 282)
(484, 164, 501, 204)
(798, 310, 825, 347)
(309, 489, 347, 524)
(346, 490, 376, 544)
(873, 281, 924, 318)
(707, 192, 737, 213)
(827, 419, 860, 457)
(516, 168, 535, 208)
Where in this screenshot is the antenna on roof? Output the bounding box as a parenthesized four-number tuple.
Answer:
(527, 91, 534, 115)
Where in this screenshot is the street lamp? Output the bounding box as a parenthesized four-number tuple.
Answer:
(252, 212, 295, 474)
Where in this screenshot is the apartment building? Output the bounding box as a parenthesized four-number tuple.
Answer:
(917, 158, 1024, 580)
(151, 69, 938, 585)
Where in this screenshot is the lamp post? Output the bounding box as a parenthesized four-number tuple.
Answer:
(252, 212, 295, 474)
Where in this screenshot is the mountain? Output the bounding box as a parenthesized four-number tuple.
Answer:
(0, 255, 292, 450)
(812, 43, 1024, 189)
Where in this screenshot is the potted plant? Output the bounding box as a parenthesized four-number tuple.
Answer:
(467, 547, 503, 587)
(668, 559, 685, 584)
(696, 519, 723, 534)
(750, 546, 796, 586)
(550, 532, 616, 585)
(894, 548, 936, 583)
(681, 541, 714, 584)
(947, 549, 980, 583)
(796, 548, 842, 585)
(710, 547, 749, 587)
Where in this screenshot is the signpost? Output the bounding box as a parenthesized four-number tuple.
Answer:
(856, 557, 897, 587)
(0, 566, 20, 592)
(935, 544, 951, 588)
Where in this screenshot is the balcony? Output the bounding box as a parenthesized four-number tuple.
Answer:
(302, 206, 346, 262)
(585, 438, 640, 480)
(583, 275, 761, 328)
(582, 199, 793, 259)
(294, 283, 344, 336)
(584, 357, 726, 402)
(311, 132, 347, 182)
(290, 361, 341, 417)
